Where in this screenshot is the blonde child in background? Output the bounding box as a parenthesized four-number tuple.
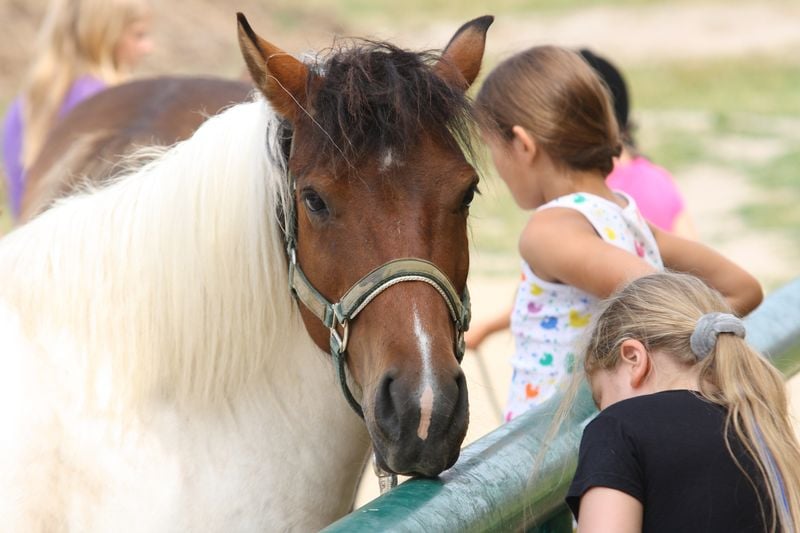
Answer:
(2, 0, 153, 219)
(567, 272, 799, 532)
(470, 46, 761, 421)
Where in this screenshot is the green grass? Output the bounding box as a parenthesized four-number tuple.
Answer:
(739, 202, 800, 241)
(737, 146, 800, 241)
(470, 179, 526, 251)
(637, 126, 709, 170)
(469, 194, 527, 277)
(626, 57, 800, 264)
(745, 143, 800, 190)
(627, 56, 800, 116)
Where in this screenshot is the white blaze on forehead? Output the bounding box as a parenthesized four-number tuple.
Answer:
(413, 306, 435, 440)
(379, 148, 395, 172)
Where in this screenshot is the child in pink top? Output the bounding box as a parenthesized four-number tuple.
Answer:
(606, 157, 683, 232)
(579, 49, 696, 238)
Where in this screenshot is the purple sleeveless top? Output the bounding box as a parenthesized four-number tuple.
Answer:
(2, 75, 107, 219)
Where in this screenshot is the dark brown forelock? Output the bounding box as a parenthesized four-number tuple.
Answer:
(296, 40, 476, 175)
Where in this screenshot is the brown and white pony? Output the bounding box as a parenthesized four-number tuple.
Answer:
(0, 14, 492, 531)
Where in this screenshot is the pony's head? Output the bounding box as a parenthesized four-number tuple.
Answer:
(238, 14, 491, 477)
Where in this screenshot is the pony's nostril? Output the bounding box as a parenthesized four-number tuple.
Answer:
(374, 374, 402, 441)
(452, 369, 469, 426)
(454, 369, 467, 395)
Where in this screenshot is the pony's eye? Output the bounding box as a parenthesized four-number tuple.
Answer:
(302, 190, 327, 214)
(462, 182, 480, 208)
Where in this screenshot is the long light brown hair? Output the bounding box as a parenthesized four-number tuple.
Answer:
(20, 0, 151, 168)
(583, 272, 800, 532)
(475, 45, 621, 176)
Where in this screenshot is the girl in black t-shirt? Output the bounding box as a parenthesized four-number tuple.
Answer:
(566, 272, 800, 532)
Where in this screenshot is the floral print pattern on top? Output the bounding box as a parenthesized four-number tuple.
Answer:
(504, 191, 663, 421)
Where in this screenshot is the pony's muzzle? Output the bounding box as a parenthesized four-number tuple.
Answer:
(372, 367, 469, 477)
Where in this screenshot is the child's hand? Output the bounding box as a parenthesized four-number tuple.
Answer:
(464, 307, 513, 351)
(465, 325, 490, 350)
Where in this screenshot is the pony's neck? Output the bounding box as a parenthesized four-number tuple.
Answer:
(1, 98, 298, 408)
(235, 329, 372, 527)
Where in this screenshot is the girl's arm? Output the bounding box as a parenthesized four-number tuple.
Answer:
(520, 208, 658, 299)
(519, 209, 762, 315)
(650, 225, 763, 315)
(577, 487, 643, 533)
(465, 306, 511, 350)
(671, 209, 699, 241)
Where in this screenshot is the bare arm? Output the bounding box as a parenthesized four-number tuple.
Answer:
(651, 224, 763, 315)
(518, 208, 762, 315)
(671, 209, 699, 241)
(520, 209, 658, 299)
(465, 305, 512, 350)
(577, 487, 643, 533)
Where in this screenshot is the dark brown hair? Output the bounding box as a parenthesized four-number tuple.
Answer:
(299, 41, 476, 174)
(476, 45, 621, 176)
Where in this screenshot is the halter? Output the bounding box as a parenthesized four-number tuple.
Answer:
(281, 137, 471, 419)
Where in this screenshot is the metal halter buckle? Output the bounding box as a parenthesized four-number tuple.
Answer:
(329, 318, 350, 355)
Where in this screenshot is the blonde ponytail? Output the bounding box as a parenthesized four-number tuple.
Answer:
(704, 334, 799, 531)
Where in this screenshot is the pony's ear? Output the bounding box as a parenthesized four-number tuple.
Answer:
(434, 15, 494, 91)
(237, 13, 309, 122)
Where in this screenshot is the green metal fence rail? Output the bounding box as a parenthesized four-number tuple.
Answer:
(322, 277, 800, 532)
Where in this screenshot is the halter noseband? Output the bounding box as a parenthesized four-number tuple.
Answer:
(288, 252, 470, 419)
(282, 136, 471, 419)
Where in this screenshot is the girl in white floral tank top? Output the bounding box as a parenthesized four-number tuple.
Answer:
(472, 46, 762, 424)
(506, 191, 662, 420)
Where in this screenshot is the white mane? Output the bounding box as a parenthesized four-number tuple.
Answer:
(0, 98, 300, 408)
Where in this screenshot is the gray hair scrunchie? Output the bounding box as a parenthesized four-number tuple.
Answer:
(689, 312, 746, 360)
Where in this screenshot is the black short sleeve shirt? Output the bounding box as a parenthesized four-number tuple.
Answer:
(566, 390, 771, 533)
